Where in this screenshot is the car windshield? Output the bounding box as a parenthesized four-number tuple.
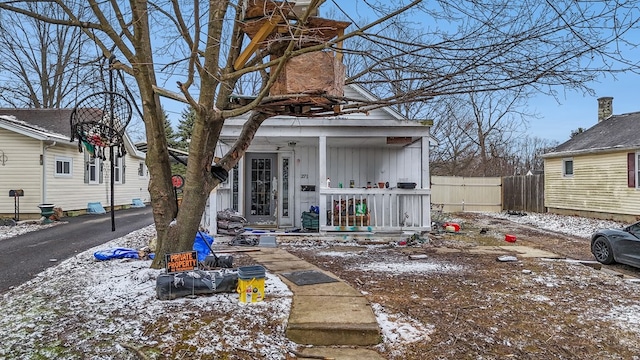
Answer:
(626, 223, 640, 238)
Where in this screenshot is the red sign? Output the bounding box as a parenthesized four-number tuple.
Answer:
(171, 174, 184, 189)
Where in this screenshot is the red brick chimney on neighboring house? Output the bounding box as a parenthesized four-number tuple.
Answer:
(598, 96, 613, 122)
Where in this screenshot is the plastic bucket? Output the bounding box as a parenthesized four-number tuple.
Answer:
(237, 265, 265, 303)
(505, 234, 517, 243)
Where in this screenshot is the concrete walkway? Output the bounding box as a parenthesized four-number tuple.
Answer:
(245, 247, 386, 360)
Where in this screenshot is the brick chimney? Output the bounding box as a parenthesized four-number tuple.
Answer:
(597, 97, 613, 122)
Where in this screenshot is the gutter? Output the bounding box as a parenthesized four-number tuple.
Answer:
(541, 145, 640, 159)
(42, 140, 57, 203)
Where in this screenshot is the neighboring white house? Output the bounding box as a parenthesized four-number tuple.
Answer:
(0, 109, 150, 219)
(207, 84, 433, 233)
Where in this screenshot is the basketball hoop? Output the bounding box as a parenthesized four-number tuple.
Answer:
(70, 91, 132, 159)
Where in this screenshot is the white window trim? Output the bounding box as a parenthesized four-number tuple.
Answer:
(114, 157, 123, 184)
(88, 158, 100, 184)
(562, 158, 574, 178)
(138, 161, 147, 179)
(636, 152, 640, 189)
(54, 156, 73, 177)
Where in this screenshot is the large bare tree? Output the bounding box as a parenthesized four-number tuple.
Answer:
(0, 3, 101, 108)
(0, 0, 638, 268)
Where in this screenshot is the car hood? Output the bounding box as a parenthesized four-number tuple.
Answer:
(593, 228, 629, 238)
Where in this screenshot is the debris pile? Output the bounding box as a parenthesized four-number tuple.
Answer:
(217, 208, 247, 236)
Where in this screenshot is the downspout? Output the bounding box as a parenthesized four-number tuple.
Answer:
(42, 140, 57, 203)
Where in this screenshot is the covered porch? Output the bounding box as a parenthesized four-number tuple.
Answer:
(206, 84, 433, 234)
(316, 135, 431, 233)
(206, 132, 432, 234)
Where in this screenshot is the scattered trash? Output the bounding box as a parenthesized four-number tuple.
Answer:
(443, 222, 460, 232)
(497, 255, 518, 262)
(409, 254, 429, 260)
(522, 269, 532, 274)
(229, 235, 259, 246)
(480, 227, 489, 234)
(506, 210, 527, 216)
(49, 259, 57, 262)
(505, 234, 517, 243)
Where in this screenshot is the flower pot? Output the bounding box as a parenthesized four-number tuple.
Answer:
(38, 203, 55, 224)
(378, 182, 385, 189)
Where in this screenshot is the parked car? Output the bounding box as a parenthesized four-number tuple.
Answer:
(591, 221, 640, 268)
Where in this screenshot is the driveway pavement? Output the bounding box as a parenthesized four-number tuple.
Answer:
(0, 206, 153, 293)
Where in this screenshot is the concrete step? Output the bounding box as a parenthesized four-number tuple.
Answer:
(295, 346, 386, 360)
(246, 248, 381, 346)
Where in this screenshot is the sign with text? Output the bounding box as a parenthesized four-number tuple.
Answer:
(165, 251, 198, 273)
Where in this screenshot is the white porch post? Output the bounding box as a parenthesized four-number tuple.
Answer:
(208, 189, 218, 235)
(319, 136, 327, 229)
(421, 136, 430, 188)
(421, 136, 430, 229)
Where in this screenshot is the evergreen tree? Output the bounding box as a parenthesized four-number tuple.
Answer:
(176, 107, 195, 151)
(163, 108, 180, 148)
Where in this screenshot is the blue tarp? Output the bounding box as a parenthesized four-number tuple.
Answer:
(94, 247, 139, 261)
(193, 232, 215, 261)
(94, 233, 214, 261)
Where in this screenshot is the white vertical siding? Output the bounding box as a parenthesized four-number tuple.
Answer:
(0, 129, 43, 216)
(291, 143, 423, 227)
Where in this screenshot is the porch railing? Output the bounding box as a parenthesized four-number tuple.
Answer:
(319, 188, 431, 232)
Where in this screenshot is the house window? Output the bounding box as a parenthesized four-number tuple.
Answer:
(55, 156, 72, 177)
(114, 156, 124, 184)
(138, 161, 147, 179)
(232, 164, 239, 211)
(562, 158, 573, 177)
(636, 153, 640, 189)
(88, 157, 99, 184)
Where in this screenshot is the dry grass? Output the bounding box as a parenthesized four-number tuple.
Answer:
(283, 213, 640, 359)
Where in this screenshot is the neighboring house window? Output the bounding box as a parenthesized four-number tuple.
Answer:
(630, 153, 639, 188)
(138, 161, 147, 179)
(637, 153, 640, 189)
(55, 156, 72, 177)
(114, 156, 125, 184)
(87, 157, 100, 184)
(562, 158, 573, 177)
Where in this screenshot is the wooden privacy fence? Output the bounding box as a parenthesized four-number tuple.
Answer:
(431, 175, 546, 214)
(430, 176, 502, 213)
(502, 174, 545, 213)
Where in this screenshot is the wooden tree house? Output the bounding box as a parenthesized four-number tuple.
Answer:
(233, 0, 350, 116)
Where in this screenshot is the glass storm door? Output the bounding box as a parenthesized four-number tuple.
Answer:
(245, 153, 277, 225)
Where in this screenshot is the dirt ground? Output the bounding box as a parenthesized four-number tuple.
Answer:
(278, 212, 640, 360)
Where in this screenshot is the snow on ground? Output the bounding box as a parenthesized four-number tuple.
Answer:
(0, 220, 61, 240)
(0, 211, 637, 358)
(489, 212, 627, 239)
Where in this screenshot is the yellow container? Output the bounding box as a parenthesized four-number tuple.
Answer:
(237, 265, 265, 303)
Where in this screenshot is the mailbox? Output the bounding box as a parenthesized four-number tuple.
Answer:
(9, 189, 24, 197)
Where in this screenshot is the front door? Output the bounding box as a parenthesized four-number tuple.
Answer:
(244, 153, 278, 225)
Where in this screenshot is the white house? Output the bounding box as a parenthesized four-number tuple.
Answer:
(207, 84, 433, 233)
(0, 109, 150, 219)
